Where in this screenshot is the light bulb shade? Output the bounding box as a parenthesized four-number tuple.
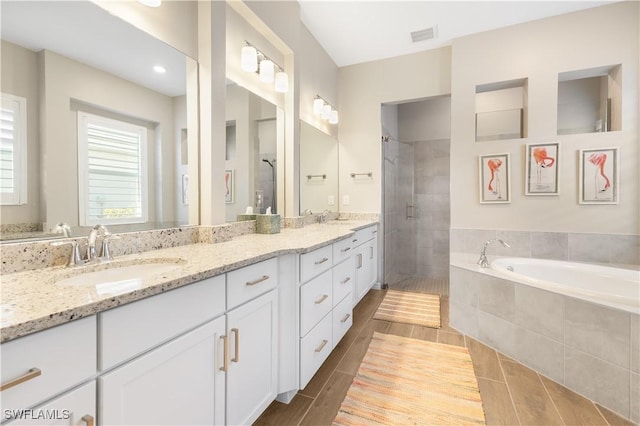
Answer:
(241, 45, 258, 72)
(322, 104, 332, 119)
(329, 110, 339, 124)
(138, 0, 161, 6)
(259, 59, 275, 83)
(275, 71, 289, 93)
(313, 98, 325, 115)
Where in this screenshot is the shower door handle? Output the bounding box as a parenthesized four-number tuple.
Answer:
(406, 203, 415, 219)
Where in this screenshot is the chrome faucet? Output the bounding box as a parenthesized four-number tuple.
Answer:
(320, 209, 331, 223)
(477, 239, 510, 268)
(87, 224, 111, 261)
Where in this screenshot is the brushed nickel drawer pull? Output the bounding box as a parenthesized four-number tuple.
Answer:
(1, 368, 42, 392)
(341, 277, 351, 285)
(352, 238, 358, 243)
(314, 257, 329, 265)
(357, 253, 363, 269)
(219, 335, 228, 372)
(246, 275, 269, 286)
(315, 294, 329, 304)
(82, 415, 95, 426)
(341, 247, 351, 253)
(231, 328, 240, 363)
(341, 314, 351, 323)
(314, 339, 329, 353)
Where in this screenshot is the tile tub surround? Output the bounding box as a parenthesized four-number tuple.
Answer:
(449, 260, 640, 422)
(450, 228, 640, 267)
(0, 220, 378, 343)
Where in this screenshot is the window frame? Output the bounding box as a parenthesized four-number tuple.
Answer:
(77, 111, 149, 226)
(0, 93, 28, 205)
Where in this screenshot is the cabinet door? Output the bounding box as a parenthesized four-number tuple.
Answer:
(367, 237, 378, 289)
(99, 317, 226, 426)
(354, 244, 369, 305)
(6, 381, 95, 426)
(226, 290, 278, 426)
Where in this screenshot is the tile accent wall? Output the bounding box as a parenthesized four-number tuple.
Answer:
(450, 228, 640, 266)
(449, 227, 640, 422)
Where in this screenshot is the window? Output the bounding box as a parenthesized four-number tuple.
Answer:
(1, 93, 27, 205)
(77, 111, 148, 226)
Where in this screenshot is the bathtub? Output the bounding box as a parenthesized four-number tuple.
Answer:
(490, 257, 640, 314)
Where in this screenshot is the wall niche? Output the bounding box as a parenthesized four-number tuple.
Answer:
(557, 65, 621, 135)
(475, 78, 528, 142)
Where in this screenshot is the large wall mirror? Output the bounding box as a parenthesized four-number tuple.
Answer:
(299, 121, 338, 213)
(225, 80, 279, 221)
(0, 1, 198, 242)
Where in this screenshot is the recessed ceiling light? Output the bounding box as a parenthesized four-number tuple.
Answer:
(138, 0, 161, 7)
(153, 65, 166, 74)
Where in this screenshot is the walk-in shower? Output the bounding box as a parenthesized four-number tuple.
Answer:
(381, 98, 451, 295)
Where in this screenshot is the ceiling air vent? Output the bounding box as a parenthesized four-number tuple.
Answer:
(410, 26, 437, 43)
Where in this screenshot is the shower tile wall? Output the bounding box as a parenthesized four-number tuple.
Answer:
(414, 139, 451, 279)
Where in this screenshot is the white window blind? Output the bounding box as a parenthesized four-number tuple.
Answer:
(1, 93, 27, 205)
(78, 112, 148, 226)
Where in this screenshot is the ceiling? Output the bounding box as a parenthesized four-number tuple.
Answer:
(1, 1, 186, 97)
(299, 1, 615, 67)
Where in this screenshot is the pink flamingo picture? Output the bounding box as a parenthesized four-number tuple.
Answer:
(532, 147, 555, 184)
(225, 173, 230, 197)
(487, 158, 503, 199)
(588, 152, 611, 194)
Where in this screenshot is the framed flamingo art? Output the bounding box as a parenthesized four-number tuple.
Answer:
(525, 142, 559, 195)
(225, 169, 234, 204)
(479, 153, 511, 204)
(578, 147, 619, 204)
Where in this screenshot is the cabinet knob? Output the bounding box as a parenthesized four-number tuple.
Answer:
(0, 367, 41, 392)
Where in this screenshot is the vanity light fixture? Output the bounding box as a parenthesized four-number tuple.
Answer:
(153, 65, 166, 74)
(313, 95, 338, 125)
(241, 41, 289, 92)
(137, 0, 161, 7)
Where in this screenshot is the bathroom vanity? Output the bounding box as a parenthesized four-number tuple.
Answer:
(0, 221, 378, 425)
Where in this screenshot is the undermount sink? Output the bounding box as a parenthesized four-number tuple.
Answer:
(53, 259, 186, 297)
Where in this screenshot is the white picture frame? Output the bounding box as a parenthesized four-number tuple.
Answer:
(479, 153, 511, 204)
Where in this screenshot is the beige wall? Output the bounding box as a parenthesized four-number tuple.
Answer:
(451, 1, 639, 234)
(0, 41, 42, 225)
(338, 47, 453, 213)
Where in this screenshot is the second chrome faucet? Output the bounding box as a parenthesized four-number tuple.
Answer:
(477, 239, 510, 268)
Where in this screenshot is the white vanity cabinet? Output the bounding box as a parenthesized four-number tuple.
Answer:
(99, 317, 225, 425)
(353, 225, 378, 305)
(0, 316, 97, 424)
(298, 237, 356, 388)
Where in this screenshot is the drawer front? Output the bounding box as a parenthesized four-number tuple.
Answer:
(99, 275, 225, 370)
(299, 313, 332, 389)
(353, 225, 377, 246)
(227, 258, 278, 310)
(332, 294, 353, 349)
(1, 316, 96, 412)
(300, 270, 333, 337)
(300, 245, 333, 283)
(332, 237, 353, 265)
(332, 258, 355, 307)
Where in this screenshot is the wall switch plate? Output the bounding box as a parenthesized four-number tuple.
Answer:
(343, 195, 350, 206)
(328, 195, 335, 206)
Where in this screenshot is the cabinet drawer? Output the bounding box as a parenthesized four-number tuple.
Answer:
(227, 258, 278, 310)
(300, 245, 333, 283)
(300, 270, 333, 337)
(332, 237, 354, 265)
(300, 313, 332, 389)
(332, 258, 354, 307)
(332, 293, 353, 349)
(0, 316, 96, 412)
(353, 225, 377, 247)
(99, 275, 225, 370)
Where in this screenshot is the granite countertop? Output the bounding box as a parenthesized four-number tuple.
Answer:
(0, 220, 377, 343)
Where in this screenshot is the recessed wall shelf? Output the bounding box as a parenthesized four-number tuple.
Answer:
(557, 65, 621, 135)
(475, 78, 528, 142)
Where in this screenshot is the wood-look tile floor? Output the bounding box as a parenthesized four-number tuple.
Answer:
(255, 289, 636, 426)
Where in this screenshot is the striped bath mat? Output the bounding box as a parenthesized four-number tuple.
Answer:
(373, 290, 441, 328)
(333, 333, 486, 425)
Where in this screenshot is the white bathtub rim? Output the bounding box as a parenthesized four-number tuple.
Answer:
(450, 253, 640, 315)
